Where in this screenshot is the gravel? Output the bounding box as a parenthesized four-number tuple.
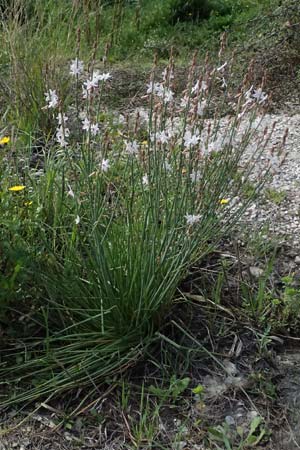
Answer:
(237, 110, 300, 247)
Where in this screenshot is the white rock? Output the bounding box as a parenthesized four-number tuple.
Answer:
(249, 266, 264, 277)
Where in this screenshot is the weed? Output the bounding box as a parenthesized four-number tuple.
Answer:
(241, 257, 275, 320)
(149, 375, 191, 403)
(207, 415, 268, 449)
(265, 187, 287, 205)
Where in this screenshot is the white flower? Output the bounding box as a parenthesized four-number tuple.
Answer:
(197, 100, 207, 116)
(190, 171, 201, 183)
(244, 85, 254, 103)
(82, 76, 99, 98)
(98, 72, 112, 81)
(183, 130, 200, 147)
(162, 68, 174, 81)
(146, 82, 173, 102)
(180, 96, 189, 108)
(125, 140, 139, 155)
(101, 159, 110, 172)
(57, 125, 70, 138)
(146, 81, 154, 94)
(82, 117, 90, 131)
(84, 78, 97, 91)
(70, 58, 84, 76)
(217, 61, 227, 72)
(153, 130, 170, 144)
(91, 71, 112, 85)
(67, 184, 75, 198)
(114, 114, 125, 125)
(91, 71, 100, 85)
(191, 80, 199, 95)
(201, 81, 208, 91)
(134, 107, 149, 124)
(204, 139, 223, 155)
(75, 215, 80, 225)
(45, 89, 59, 109)
(56, 136, 68, 147)
(56, 113, 68, 125)
(163, 160, 172, 172)
(83, 72, 102, 93)
(221, 77, 227, 89)
(147, 81, 161, 95)
(185, 214, 201, 225)
(56, 125, 70, 147)
(90, 123, 100, 136)
(142, 174, 149, 186)
(163, 88, 174, 103)
(56, 133, 68, 147)
(191, 80, 207, 95)
(82, 86, 88, 99)
(252, 88, 268, 105)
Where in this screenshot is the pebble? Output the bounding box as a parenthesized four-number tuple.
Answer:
(236, 110, 300, 248)
(250, 266, 264, 277)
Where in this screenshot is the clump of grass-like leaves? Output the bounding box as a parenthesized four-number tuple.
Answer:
(0, 51, 284, 407)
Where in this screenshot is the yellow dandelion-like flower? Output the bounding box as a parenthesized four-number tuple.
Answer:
(220, 198, 230, 205)
(9, 185, 26, 192)
(24, 201, 33, 206)
(0, 136, 10, 145)
(141, 140, 148, 146)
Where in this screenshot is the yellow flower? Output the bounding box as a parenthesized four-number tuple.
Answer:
(220, 198, 230, 205)
(141, 140, 148, 146)
(0, 136, 10, 145)
(24, 201, 33, 206)
(9, 185, 26, 192)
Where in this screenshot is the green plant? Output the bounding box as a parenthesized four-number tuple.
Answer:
(250, 369, 277, 399)
(169, 0, 213, 24)
(208, 415, 267, 449)
(245, 273, 300, 332)
(149, 375, 191, 402)
(0, 27, 280, 408)
(241, 257, 275, 319)
(265, 188, 286, 205)
(279, 275, 300, 329)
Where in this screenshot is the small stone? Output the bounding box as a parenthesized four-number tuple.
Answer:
(249, 266, 264, 277)
(223, 360, 238, 376)
(225, 415, 235, 426)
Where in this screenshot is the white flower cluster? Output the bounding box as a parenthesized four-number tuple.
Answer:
(54, 59, 276, 231)
(151, 130, 171, 144)
(101, 158, 110, 172)
(183, 129, 200, 147)
(185, 214, 201, 225)
(44, 89, 59, 109)
(56, 113, 69, 147)
(82, 71, 111, 98)
(146, 81, 174, 103)
(69, 58, 84, 76)
(191, 80, 207, 95)
(125, 140, 139, 155)
(81, 117, 100, 136)
(244, 86, 268, 106)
